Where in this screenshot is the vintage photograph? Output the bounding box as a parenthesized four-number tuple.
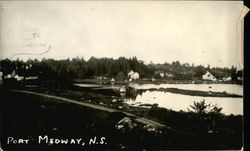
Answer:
(0, 1, 245, 150)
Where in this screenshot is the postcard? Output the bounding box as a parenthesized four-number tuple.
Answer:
(0, 1, 248, 150)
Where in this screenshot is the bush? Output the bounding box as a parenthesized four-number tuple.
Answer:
(188, 100, 222, 115)
(188, 99, 208, 114)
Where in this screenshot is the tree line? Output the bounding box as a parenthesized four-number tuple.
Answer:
(0, 57, 241, 81)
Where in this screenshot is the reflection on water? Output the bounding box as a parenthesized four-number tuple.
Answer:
(129, 83, 243, 96)
(75, 83, 122, 90)
(124, 91, 243, 115)
(75, 83, 243, 115)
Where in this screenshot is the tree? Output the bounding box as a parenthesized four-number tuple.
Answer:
(230, 66, 237, 81)
(208, 104, 223, 115)
(116, 71, 126, 80)
(188, 99, 208, 114)
(188, 100, 223, 115)
(194, 65, 205, 78)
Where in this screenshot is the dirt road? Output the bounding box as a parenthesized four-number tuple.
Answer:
(11, 90, 166, 128)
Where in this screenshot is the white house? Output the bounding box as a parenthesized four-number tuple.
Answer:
(128, 70, 139, 80)
(202, 71, 217, 81)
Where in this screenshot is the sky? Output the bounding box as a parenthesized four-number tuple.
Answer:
(0, 1, 244, 68)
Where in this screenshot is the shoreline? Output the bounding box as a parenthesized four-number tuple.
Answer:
(136, 87, 243, 98)
(72, 78, 243, 85)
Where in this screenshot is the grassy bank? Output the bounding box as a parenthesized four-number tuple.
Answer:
(2, 84, 243, 150)
(1, 90, 170, 151)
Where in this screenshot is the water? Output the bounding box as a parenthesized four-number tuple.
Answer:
(126, 84, 243, 115)
(129, 83, 243, 96)
(124, 90, 243, 115)
(75, 83, 243, 115)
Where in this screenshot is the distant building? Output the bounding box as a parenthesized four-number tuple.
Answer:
(26, 76, 38, 80)
(96, 76, 103, 80)
(5, 70, 16, 79)
(202, 71, 217, 81)
(165, 72, 174, 78)
(5, 74, 12, 78)
(96, 76, 107, 80)
(151, 77, 157, 81)
(111, 78, 115, 82)
(154, 70, 165, 78)
(15, 75, 24, 81)
(128, 70, 139, 80)
(222, 76, 232, 81)
(237, 76, 243, 81)
(159, 73, 164, 77)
